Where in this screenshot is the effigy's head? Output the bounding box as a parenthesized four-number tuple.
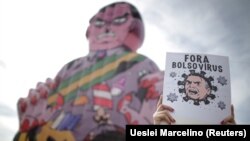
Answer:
(86, 2, 144, 51)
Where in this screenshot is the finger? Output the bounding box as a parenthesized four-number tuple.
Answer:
(162, 110, 175, 123)
(223, 122, 235, 125)
(162, 105, 174, 112)
(153, 113, 175, 125)
(157, 95, 163, 108)
(28, 89, 39, 105)
(164, 116, 172, 125)
(36, 82, 49, 99)
(156, 104, 165, 112)
(156, 95, 174, 112)
(221, 115, 233, 125)
(46, 78, 57, 89)
(154, 110, 175, 123)
(155, 104, 174, 114)
(231, 105, 235, 118)
(154, 112, 172, 124)
(18, 98, 28, 113)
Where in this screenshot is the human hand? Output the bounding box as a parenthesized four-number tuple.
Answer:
(153, 95, 175, 125)
(221, 105, 236, 125)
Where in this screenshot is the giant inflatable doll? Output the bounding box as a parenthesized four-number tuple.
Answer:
(14, 2, 164, 141)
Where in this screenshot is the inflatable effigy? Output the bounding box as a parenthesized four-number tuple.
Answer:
(14, 2, 164, 141)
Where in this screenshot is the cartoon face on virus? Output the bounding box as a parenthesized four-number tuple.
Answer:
(178, 70, 217, 105)
(185, 75, 211, 100)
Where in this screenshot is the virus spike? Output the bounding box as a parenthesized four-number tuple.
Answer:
(181, 73, 187, 78)
(204, 99, 210, 105)
(212, 86, 217, 92)
(194, 100, 200, 105)
(208, 94, 216, 99)
(189, 70, 195, 74)
(200, 71, 206, 76)
(179, 88, 185, 93)
(177, 81, 185, 85)
(208, 76, 214, 81)
(183, 96, 189, 101)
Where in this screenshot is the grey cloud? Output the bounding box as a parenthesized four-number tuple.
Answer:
(0, 103, 17, 117)
(235, 96, 250, 124)
(0, 123, 16, 141)
(142, 1, 224, 52)
(0, 60, 6, 68)
(141, 0, 250, 53)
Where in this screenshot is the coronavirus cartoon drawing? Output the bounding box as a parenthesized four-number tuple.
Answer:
(14, 2, 164, 141)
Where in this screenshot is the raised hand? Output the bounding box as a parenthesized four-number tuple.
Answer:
(221, 105, 236, 125)
(153, 95, 175, 125)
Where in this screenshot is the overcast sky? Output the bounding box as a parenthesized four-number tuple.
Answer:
(1, 0, 250, 140)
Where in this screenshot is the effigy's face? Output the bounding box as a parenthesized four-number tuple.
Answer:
(87, 3, 136, 51)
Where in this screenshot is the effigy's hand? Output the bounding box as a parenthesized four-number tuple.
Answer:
(17, 78, 58, 131)
(221, 105, 236, 125)
(139, 71, 164, 98)
(153, 95, 175, 125)
(35, 78, 58, 99)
